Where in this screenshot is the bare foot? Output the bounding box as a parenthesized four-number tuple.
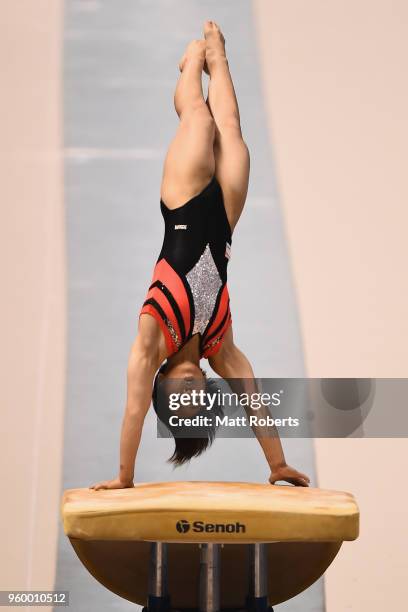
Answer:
(203, 20, 226, 69)
(178, 39, 207, 72)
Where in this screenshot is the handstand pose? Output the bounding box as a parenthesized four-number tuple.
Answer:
(91, 22, 310, 490)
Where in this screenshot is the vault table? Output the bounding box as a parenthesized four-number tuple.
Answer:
(61, 481, 359, 611)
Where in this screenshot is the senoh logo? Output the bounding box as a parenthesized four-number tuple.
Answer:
(176, 520, 191, 534)
(176, 519, 246, 534)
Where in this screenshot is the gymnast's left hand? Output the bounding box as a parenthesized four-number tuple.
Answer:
(269, 464, 310, 487)
(89, 476, 134, 491)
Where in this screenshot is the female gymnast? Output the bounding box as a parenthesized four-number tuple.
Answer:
(91, 21, 310, 490)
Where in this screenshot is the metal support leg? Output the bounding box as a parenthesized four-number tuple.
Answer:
(247, 544, 271, 612)
(199, 543, 220, 612)
(148, 542, 170, 612)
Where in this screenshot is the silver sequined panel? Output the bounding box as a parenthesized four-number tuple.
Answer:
(186, 244, 222, 335)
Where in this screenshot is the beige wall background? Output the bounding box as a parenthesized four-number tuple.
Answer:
(254, 0, 408, 609)
(0, 0, 65, 606)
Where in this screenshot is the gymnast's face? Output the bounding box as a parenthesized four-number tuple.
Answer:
(159, 361, 206, 417)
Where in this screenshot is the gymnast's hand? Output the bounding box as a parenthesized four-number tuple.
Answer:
(89, 477, 134, 491)
(269, 464, 310, 487)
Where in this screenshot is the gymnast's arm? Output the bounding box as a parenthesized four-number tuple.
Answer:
(89, 316, 163, 490)
(209, 328, 310, 487)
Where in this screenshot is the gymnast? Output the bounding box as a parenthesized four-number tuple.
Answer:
(91, 21, 310, 490)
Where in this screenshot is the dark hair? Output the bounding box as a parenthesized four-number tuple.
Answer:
(152, 364, 222, 466)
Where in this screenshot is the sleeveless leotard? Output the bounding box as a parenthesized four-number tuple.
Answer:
(140, 176, 232, 358)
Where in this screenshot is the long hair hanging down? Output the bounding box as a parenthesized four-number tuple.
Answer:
(152, 364, 222, 465)
(168, 435, 216, 466)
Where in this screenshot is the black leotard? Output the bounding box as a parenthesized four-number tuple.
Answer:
(140, 176, 232, 358)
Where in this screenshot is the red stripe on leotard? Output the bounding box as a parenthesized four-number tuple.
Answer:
(203, 312, 232, 358)
(151, 259, 191, 337)
(204, 285, 230, 341)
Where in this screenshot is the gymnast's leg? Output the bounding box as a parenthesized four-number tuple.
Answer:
(160, 40, 216, 210)
(204, 21, 250, 232)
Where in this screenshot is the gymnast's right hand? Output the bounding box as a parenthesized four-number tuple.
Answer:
(89, 477, 134, 490)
